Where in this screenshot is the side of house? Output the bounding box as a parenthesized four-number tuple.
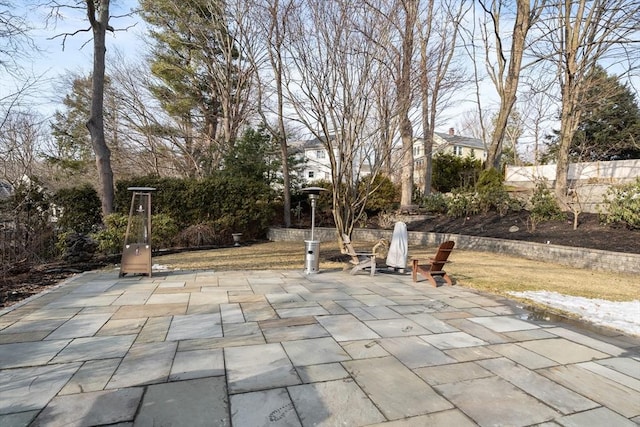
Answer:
(289, 138, 333, 183)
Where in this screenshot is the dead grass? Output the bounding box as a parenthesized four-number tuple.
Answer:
(153, 241, 639, 302)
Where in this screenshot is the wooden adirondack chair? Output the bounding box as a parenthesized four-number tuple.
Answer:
(412, 241, 455, 286)
(342, 234, 384, 276)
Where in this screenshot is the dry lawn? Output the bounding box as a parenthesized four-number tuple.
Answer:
(154, 241, 639, 302)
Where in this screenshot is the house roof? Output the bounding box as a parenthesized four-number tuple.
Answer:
(434, 132, 485, 150)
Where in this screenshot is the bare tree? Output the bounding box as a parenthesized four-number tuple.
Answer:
(249, 0, 299, 227)
(517, 80, 556, 165)
(417, 0, 470, 195)
(397, 0, 418, 208)
(0, 1, 35, 75)
(45, 0, 120, 216)
(284, 0, 390, 241)
(477, 0, 546, 170)
(85, 0, 114, 216)
(0, 111, 46, 185)
(536, 0, 640, 202)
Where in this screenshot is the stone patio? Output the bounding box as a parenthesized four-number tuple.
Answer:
(1, 268, 639, 426)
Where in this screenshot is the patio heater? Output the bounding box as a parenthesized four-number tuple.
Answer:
(301, 186, 326, 274)
(120, 187, 156, 277)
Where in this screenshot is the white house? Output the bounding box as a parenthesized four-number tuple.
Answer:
(292, 128, 486, 185)
(413, 128, 486, 188)
(289, 137, 333, 183)
(413, 128, 486, 162)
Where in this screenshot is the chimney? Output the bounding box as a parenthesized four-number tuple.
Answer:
(448, 128, 455, 136)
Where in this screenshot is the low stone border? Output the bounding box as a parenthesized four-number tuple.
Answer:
(267, 227, 640, 275)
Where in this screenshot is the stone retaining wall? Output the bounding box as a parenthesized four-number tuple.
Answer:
(267, 227, 640, 275)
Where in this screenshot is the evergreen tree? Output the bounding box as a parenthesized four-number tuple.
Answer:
(573, 67, 640, 160)
(544, 66, 640, 162)
(140, 0, 245, 175)
(223, 126, 279, 184)
(48, 75, 119, 179)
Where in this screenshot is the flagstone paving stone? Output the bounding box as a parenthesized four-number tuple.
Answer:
(316, 314, 380, 341)
(420, 331, 487, 350)
(0, 410, 39, 427)
(343, 356, 453, 419)
(538, 364, 640, 418)
(225, 343, 300, 393)
(32, 387, 143, 427)
(166, 312, 222, 341)
(295, 362, 350, 383)
(0, 339, 70, 369)
(230, 388, 300, 427)
(557, 406, 638, 427)
(135, 377, 228, 427)
(1, 268, 638, 426)
(106, 341, 177, 389)
(169, 348, 224, 381)
(478, 357, 599, 414)
(288, 379, 386, 426)
(415, 361, 493, 386)
(487, 342, 558, 369)
(45, 313, 112, 340)
(518, 338, 609, 364)
(596, 356, 640, 380)
(0, 363, 81, 414)
(379, 336, 456, 368)
(59, 358, 121, 395)
(435, 376, 560, 426)
(282, 337, 351, 366)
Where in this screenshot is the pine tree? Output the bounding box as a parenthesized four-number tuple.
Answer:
(543, 66, 640, 162)
(572, 66, 640, 160)
(139, 0, 245, 175)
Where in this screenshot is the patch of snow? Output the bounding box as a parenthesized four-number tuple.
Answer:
(152, 264, 176, 271)
(509, 290, 640, 337)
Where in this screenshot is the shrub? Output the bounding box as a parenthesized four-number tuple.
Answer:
(361, 175, 399, 214)
(600, 178, 640, 229)
(174, 222, 220, 247)
(91, 214, 128, 255)
(529, 182, 563, 230)
(151, 214, 179, 249)
(445, 190, 480, 218)
(92, 213, 179, 254)
(115, 173, 276, 239)
(1, 178, 57, 263)
(420, 193, 448, 214)
(54, 184, 102, 233)
(432, 153, 482, 193)
(475, 168, 518, 215)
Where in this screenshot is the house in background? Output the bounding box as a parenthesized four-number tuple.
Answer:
(413, 128, 486, 188)
(289, 137, 333, 183)
(291, 128, 485, 185)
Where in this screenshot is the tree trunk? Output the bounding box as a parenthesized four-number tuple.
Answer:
(274, 5, 291, 228)
(398, 0, 416, 208)
(85, 0, 114, 217)
(483, 0, 531, 170)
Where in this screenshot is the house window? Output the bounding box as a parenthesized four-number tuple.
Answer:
(308, 171, 315, 179)
(316, 150, 325, 159)
(453, 145, 463, 156)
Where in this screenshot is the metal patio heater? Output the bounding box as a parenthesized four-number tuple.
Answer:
(301, 186, 326, 274)
(120, 187, 156, 277)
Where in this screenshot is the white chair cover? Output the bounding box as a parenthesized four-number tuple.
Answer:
(386, 221, 408, 269)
